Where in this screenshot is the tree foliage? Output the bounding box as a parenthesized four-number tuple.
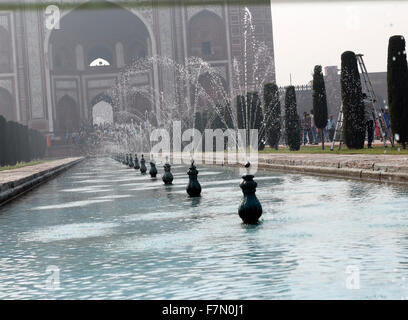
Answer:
(387, 35, 408, 149)
(312, 65, 328, 149)
(264, 83, 281, 150)
(236, 93, 265, 150)
(341, 51, 365, 149)
(0, 117, 46, 167)
(285, 86, 301, 151)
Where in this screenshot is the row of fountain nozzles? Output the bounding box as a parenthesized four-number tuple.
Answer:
(111, 153, 261, 224)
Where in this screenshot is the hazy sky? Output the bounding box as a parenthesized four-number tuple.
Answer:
(271, 1, 408, 85)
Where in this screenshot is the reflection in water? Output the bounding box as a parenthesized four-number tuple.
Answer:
(190, 197, 202, 208)
(1, 157, 408, 299)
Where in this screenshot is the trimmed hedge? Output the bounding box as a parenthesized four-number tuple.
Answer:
(312, 65, 328, 149)
(0, 115, 46, 167)
(341, 51, 366, 149)
(264, 83, 281, 150)
(235, 93, 265, 150)
(387, 35, 408, 149)
(285, 86, 301, 151)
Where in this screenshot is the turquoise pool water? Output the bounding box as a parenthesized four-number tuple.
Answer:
(1, 157, 408, 299)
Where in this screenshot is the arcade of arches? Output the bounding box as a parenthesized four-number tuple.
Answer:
(49, 2, 152, 134)
(0, 2, 269, 136)
(48, 4, 230, 135)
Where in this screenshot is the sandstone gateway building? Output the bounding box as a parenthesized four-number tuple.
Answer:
(0, 0, 275, 136)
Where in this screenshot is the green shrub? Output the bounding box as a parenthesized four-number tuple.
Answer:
(285, 86, 301, 151)
(312, 65, 328, 149)
(264, 83, 281, 150)
(341, 51, 365, 149)
(387, 35, 408, 149)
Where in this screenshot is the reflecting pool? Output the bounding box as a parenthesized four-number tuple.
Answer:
(1, 157, 408, 299)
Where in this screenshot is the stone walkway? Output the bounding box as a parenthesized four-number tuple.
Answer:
(0, 158, 83, 185)
(0, 157, 84, 206)
(258, 153, 408, 173)
(256, 153, 408, 185)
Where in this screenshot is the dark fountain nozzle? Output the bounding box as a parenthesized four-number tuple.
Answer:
(140, 154, 147, 174)
(162, 157, 174, 185)
(128, 154, 134, 168)
(238, 162, 263, 224)
(149, 155, 158, 178)
(134, 154, 140, 170)
(186, 161, 201, 197)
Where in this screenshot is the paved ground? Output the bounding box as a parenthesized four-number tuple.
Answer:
(258, 153, 408, 173)
(0, 157, 83, 185)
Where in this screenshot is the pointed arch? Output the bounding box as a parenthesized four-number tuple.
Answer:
(56, 95, 79, 133)
(188, 10, 227, 61)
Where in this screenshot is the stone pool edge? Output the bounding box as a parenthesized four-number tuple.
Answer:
(171, 154, 408, 186)
(0, 157, 85, 207)
(219, 161, 408, 186)
(229, 162, 408, 185)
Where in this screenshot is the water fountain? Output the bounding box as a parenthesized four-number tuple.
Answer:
(186, 161, 201, 197)
(238, 162, 262, 224)
(104, 7, 272, 219)
(134, 154, 140, 170)
(128, 154, 134, 168)
(162, 159, 174, 185)
(149, 155, 158, 178)
(140, 155, 147, 174)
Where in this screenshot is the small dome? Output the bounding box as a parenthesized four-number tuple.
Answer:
(90, 58, 110, 67)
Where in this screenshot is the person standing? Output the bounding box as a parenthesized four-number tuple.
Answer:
(326, 114, 336, 142)
(310, 110, 318, 145)
(363, 93, 374, 148)
(383, 107, 391, 140)
(302, 112, 312, 145)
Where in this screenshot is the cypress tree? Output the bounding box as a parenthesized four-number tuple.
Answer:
(341, 51, 365, 149)
(285, 86, 301, 151)
(387, 35, 408, 149)
(247, 92, 265, 150)
(264, 83, 281, 150)
(236, 93, 265, 150)
(312, 65, 328, 150)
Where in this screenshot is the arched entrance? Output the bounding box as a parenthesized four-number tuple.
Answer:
(49, 2, 152, 72)
(0, 88, 14, 121)
(91, 94, 114, 126)
(92, 101, 113, 126)
(188, 10, 227, 61)
(56, 95, 79, 134)
(48, 1, 156, 131)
